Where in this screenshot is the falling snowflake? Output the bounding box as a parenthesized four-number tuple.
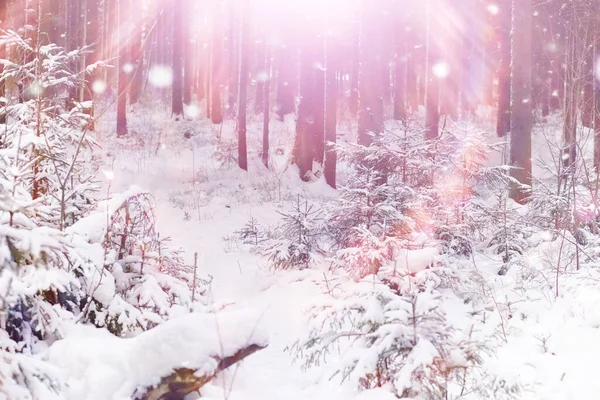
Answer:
(92, 80, 107, 94)
(185, 104, 200, 118)
(149, 65, 173, 88)
(487, 4, 499, 15)
(123, 63, 134, 74)
(27, 82, 43, 97)
(432, 62, 450, 79)
(256, 71, 269, 82)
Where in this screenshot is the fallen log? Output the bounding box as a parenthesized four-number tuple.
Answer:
(139, 344, 265, 400)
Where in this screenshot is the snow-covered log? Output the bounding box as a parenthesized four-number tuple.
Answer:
(139, 344, 264, 400)
(47, 309, 268, 400)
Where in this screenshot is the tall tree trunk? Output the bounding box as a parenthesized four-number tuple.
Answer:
(313, 41, 325, 165)
(594, 10, 600, 171)
(324, 38, 337, 189)
(82, 0, 101, 129)
(77, 0, 88, 102)
(172, 0, 184, 116)
(562, 3, 581, 173)
(196, 41, 206, 102)
(357, 1, 384, 146)
(254, 38, 265, 115)
(294, 44, 317, 181)
(262, 45, 270, 168)
(0, 1, 7, 124)
(116, 0, 128, 136)
(226, 5, 238, 116)
(405, 26, 418, 112)
(496, 0, 511, 136)
(349, 23, 359, 117)
(275, 42, 295, 118)
(105, 0, 117, 87)
(237, 0, 248, 171)
(128, 0, 143, 105)
(509, 0, 533, 204)
(183, 0, 194, 106)
(210, 3, 223, 124)
(66, 0, 79, 105)
(393, 21, 407, 121)
(424, 0, 440, 140)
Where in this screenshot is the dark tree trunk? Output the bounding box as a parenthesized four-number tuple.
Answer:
(509, 0, 533, 204)
(129, 0, 143, 105)
(424, 2, 440, 140)
(172, 0, 184, 116)
(349, 24, 359, 117)
(357, 2, 384, 146)
(254, 39, 265, 115)
(275, 43, 295, 118)
(226, 6, 238, 116)
(66, 0, 80, 105)
(393, 22, 407, 121)
(461, 32, 475, 115)
(105, 0, 117, 87)
(405, 27, 418, 112)
(210, 4, 223, 125)
(313, 41, 325, 165)
(324, 39, 337, 189)
(237, 1, 248, 171)
(183, 1, 193, 106)
(581, 12, 595, 129)
(262, 45, 270, 168)
(294, 45, 317, 181)
(0, 1, 7, 124)
(196, 42, 206, 102)
(496, 0, 511, 136)
(81, 0, 101, 129)
(594, 13, 600, 171)
(116, 0, 128, 136)
(562, 3, 584, 173)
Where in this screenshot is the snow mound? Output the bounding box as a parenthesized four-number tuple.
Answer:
(46, 309, 268, 399)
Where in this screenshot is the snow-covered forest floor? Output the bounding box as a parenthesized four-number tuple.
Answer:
(62, 100, 600, 400)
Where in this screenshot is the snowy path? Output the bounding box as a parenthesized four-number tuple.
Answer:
(98, 118, 375, 399)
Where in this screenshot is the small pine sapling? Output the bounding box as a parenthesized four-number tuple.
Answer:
(262, 196, 326, 269)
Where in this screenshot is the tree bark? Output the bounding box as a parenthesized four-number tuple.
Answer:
(210, 2, 223, 124)
(254, 38, 265, 115)
(171, 0, 184, 116)
(509, 0, 533, 204)
(139, 344, 265, 400)
(128, 0, 143, 105)
(116, 0, 128, 136)
(424, 0, 440, 140)
(313, 41, 325, 165)
(275, 42, 295, 118)
(496, 0, 511, 136)
(324, 38, 337, 189)
(357, 1, 384, 146)
(0, 0, 7, 124)
(294, 44, 317, 181)
(183, 0, 194, 106)
(237, 0, 248, 171)
(262, 45, 270, 168)
(393, 21, 407, 121)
